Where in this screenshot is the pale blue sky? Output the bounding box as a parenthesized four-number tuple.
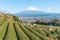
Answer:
(0, 0, 60, 13)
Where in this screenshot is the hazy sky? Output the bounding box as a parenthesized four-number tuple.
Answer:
(0, 0, 60, 13)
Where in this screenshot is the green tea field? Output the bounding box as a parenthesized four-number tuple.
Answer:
(0, 14, 60, 40)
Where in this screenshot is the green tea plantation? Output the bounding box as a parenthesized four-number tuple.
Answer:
(0, 13, 60, 40)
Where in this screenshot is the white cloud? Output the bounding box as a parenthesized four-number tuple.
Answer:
(27, 6, 38, 11)
(48, 7, 52, 12)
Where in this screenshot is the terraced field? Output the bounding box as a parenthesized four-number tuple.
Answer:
(0, 14, 60, 40)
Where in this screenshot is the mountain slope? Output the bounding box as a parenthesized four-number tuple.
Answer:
(14, 10, 60, 17)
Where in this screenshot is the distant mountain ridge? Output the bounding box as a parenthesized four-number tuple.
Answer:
(14, 10, 60, 17)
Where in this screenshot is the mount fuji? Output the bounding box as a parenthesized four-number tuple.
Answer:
(14, 10, 60, 18)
